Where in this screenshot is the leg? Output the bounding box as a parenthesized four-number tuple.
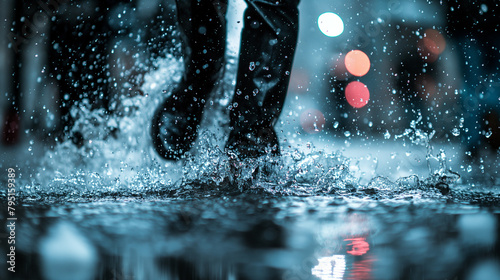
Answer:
(152, 0, 227, 160)
(226, 0, 300, 157)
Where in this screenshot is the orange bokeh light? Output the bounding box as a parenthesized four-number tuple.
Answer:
(345, 50, 370, 77)
(345, 81, 370, 108)
(300, 108, 326, 134)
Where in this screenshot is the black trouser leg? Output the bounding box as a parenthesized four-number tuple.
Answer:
(152, 0, 228, 159)
(227, 0, 299, 156)
(174, 0, 227, 97)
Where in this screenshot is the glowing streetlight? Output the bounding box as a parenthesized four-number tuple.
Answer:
(318, 12, 344, 37)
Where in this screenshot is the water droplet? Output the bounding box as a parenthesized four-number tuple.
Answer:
(344, 131, 351, 137)
(333, 121, 339, 129)
(481, 4, 488, 13)
(384, 130, 391, 139)
(485, 130, 492, 138)
(451, 128, 460, 136)
(249, 62, 256, 71)
(466, 165, 472, 172)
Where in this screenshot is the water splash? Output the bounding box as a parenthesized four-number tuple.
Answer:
(24, 54, 184, 199)
(12, 48, 471, 205)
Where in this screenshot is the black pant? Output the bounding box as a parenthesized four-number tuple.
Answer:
(174, 0, 300, 132)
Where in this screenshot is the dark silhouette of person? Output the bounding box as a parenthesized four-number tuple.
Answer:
(151, 0, 300, 160)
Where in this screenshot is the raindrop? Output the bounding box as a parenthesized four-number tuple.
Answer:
(344, 131, 351, 137)
(249, 62, 256, 71)
(466, 165, 472, 172)
(451, 128, 460, 136)
(481, 4, 488, 13)
(384, 130, 391, 139)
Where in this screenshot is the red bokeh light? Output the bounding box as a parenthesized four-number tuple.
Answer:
(418, 29, 446, 62)
(345, 81, 370, 108)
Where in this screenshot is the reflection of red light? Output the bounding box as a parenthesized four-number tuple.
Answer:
(345, 81, 370, 108)
(344, 237, 370, 256)
(300, 109, 325, 134)
(347, 257, 374, 280)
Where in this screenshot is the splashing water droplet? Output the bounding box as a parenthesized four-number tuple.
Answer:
(384, 130, 391, 139)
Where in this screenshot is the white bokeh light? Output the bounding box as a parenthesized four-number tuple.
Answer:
(318, 12, 344, 37)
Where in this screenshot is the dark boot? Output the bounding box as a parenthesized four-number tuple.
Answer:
(225, 0, 300, 158)
(152, 0, 227, 160)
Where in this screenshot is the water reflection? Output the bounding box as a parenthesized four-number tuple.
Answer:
(39, 222, 97, 280)
(3, 197, 499, 280)
(312, 255, 346, 279)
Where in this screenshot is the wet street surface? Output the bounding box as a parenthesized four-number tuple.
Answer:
(1, 166, 499, 280)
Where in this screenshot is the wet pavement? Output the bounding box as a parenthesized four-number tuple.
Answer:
(1, 186, 499, 280)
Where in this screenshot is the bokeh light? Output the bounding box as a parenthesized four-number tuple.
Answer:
(423, 29, 446, 55)
(300, 108, 326, 134)
(318, 12, 344, 37)
(345, 50, 370, 77)
(418, 29, 446, 62)
(345, 81, 370, 108)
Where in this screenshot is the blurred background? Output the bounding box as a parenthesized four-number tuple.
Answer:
(0, 0, 499, 158)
